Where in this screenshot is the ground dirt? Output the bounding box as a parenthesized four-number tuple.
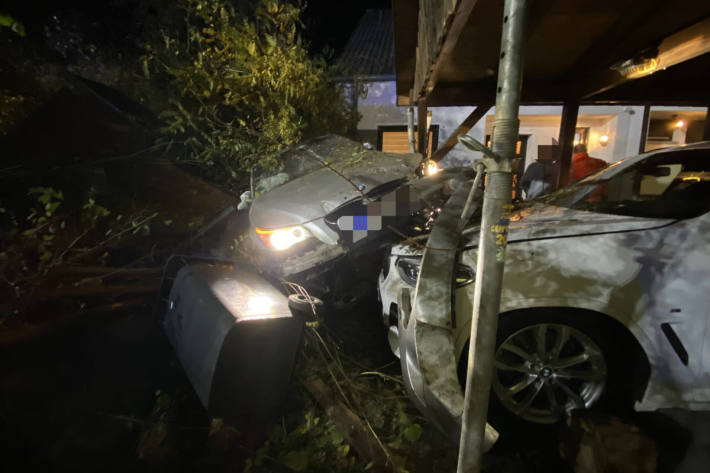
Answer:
(0, 288, 702, 472)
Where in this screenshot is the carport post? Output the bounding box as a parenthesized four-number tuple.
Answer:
(639, 104, 651, 154)
(557, 100, 580, 187)
(456, 0, 527, 472)
(418, 103, 429, 156)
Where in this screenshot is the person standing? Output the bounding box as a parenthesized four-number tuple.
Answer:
(569, 144, 606, 183)
(520, 159, 549, 199)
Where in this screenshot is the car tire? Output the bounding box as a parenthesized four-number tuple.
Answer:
(459, 308, 647, 433)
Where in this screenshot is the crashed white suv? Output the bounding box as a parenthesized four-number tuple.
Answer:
(379, 142, 710, 432)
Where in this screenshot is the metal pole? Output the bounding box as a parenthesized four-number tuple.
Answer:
(456, 0, 526, 472)
(407, 106, 416, 153)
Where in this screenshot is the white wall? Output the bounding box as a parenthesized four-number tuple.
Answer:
(356, 82, 649, 167)
(357, 81, 407, 131)
(580, 105, 645, 162)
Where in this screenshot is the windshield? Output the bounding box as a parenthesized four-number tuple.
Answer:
(543, 149, 710, 219)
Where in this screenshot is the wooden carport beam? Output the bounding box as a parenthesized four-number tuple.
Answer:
(580, 16, 710, 99)
(557, 101, 579, 188)
(431, 103, 493, 162)
(417, 103, 429, 156)
(639, 105, 651, 154)
(413, 0, 479, 103)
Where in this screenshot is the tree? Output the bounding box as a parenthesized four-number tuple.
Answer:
(143, 0, 353, 186)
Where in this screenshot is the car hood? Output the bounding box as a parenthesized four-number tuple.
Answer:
(250, 151, 419, 230)
(392, 202, 676, 256)
(463, 202, 676, 247)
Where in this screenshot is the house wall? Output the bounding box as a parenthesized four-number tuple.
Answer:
(357, 82, 407, 126)
(580, 105, 645, 162)
(356, 82, 700, 170)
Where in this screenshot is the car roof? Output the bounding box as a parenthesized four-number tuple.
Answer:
(580, 141, 710, 183)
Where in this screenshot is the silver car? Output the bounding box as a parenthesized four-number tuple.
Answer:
(246, 135, 471, 305)
(379, 142, 710, 432)
(247, 136, 417, 280)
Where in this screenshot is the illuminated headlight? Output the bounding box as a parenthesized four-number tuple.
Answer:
(255, 225, 312, 251)
(425, 159, 440, 176)
(396, 257, 475, 288)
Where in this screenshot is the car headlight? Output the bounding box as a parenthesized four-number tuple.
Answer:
(255, 225, 312, 251)
(396, 257, 422, 286)
(396, 257, 475, 288)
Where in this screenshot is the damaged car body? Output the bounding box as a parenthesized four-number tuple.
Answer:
(245, 135, 474, 306)
(380, 142, 710, 434)
(159, 135, 477, 430)
(162, 258, 304, 431)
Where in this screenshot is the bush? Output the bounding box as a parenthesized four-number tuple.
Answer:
(143, 0, 353, 186)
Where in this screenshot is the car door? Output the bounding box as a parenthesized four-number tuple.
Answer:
(622, 151, 710, 407)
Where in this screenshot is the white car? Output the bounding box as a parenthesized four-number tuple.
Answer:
(379, 142, 710, 433)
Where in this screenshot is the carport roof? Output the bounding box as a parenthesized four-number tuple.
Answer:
(393, 0, 710, 107)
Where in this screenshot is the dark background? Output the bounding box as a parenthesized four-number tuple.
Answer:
(1, 0, 392, 62)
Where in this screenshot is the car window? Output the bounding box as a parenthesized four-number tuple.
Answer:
(544, 149, 710, 219)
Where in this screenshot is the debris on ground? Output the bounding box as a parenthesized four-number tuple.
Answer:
(559, 412, 657, 473)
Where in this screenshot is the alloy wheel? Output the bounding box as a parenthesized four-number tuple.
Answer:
(492, 323, 607, 424)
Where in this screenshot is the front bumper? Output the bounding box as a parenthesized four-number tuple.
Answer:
(249, 229, 346, 279)
(377, 174, 498, 450)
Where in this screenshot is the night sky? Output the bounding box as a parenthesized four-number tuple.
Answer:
(302, 0, 392, 56)
(2, 0, 393, 62)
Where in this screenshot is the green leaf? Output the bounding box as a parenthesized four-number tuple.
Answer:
(0, 13, 13, 27)
(336, 444, 350, 457)
(47, 202, 61, 215)
(330, 429, 345, 446)
(281, 450, 308, 471)
(402, 423, 422, 443)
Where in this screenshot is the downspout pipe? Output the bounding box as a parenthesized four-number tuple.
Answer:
(456, 0, 527, 472)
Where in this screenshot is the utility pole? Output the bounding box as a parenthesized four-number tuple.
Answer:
(456, 0, 527, 472)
